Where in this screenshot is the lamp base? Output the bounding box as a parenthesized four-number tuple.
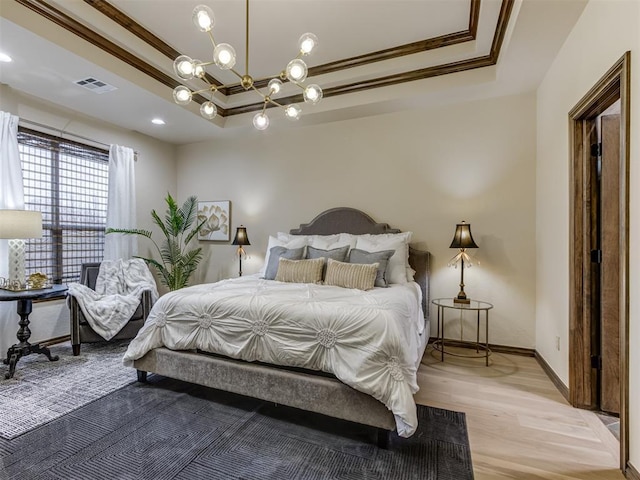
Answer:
(8, 239, 26, 288)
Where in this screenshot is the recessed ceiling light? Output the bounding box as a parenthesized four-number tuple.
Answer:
(0, 53, 13, 63)
(151, 118, 165, 125)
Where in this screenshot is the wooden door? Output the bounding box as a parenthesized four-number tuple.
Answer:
(599, 113, 620, 414)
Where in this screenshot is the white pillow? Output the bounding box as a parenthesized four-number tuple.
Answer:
(277, 232, 354, 250)
(259, 235, 308, 276)
(354, 232, 412, 284)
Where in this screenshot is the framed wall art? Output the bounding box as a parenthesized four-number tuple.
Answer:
(197, 200, 230, 241)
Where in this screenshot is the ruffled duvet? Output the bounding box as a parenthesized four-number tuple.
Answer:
(123, 274, 427, 437)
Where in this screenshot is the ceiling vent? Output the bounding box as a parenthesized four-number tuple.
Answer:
(73, 77, 117, 94)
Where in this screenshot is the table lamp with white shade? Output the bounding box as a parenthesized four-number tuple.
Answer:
(0, 209, 43, 289)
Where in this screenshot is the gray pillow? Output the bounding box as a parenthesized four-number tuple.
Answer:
(306, 245, 350, 279)
(348, 248, 395, 287)
(306, 245, 350, 262)
(263, 246, 305, 280)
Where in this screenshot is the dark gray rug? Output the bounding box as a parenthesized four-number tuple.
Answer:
(0, 373, 473, 479)
(0, 341, 134, 440)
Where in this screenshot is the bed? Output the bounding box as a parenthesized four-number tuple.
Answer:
(126, 207, 430, 446)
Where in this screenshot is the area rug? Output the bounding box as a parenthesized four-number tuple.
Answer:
(0, 340, 135, 440)
(0, 375, 474, 479)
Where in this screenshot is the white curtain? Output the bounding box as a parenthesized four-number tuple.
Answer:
(0, 111, 25, 276)
(0, 111, 25, 345)
(103, 144, 137, 261)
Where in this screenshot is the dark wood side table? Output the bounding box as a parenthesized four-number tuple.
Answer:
(432, 298, 494, 366)
(0, 284, 68, 379)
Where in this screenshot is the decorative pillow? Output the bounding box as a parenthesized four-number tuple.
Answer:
(277, 232, 354, 250)
(348, 248, 395, 287)
(274, 257, 324, 284)
(262, 246, 305, 280)
(260, 235, 307, 277)
(306, 245, 350, 262)
(324, 258, 379, 291)
(354, 232, 412, 284)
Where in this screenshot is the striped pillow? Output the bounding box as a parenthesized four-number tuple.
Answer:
(275, 257, 324, 284)
(324, 258, 379, 291)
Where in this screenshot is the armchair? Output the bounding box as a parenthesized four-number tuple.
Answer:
(68, 263, 153, 356)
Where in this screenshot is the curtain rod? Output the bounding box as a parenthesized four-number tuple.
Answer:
(18, 118, 139, 158)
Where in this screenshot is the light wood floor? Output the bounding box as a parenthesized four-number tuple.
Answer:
(415, 346, 624, 480)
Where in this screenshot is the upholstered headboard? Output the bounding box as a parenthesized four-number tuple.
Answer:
(290, 207, 430, 318)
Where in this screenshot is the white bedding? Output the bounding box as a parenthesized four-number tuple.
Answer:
(123, 274, 427, 437)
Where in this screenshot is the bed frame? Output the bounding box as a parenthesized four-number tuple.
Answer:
(134, 207, 430, 447)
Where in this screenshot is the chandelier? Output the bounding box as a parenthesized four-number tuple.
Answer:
(172, 1, 323, 130)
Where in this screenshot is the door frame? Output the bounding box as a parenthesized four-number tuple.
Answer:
(568, 51, 630, 471)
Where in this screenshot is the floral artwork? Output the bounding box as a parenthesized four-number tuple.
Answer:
(197, 201, 230, 241)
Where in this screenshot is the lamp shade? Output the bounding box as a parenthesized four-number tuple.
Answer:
(0, 210, 43, 239)
(449, 221, 478, 249)
(232, 225, 250, 246)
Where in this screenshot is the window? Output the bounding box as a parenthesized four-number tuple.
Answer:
(18, 128, 109, 284)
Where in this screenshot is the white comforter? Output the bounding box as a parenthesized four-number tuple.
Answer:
(123, 274, 427, 437)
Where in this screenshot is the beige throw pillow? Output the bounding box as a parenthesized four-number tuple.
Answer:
(324, 258, 379, 291)
(275, 257, 324, 284)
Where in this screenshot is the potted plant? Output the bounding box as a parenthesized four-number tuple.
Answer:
(106, 193, 205, 291)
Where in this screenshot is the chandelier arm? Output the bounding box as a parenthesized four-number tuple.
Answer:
(291, 80, 306, 90)
(267, 98, 284, 108)
(250, 85, 267, 99)
(207, 31, 217, 49)
(248, 85, 284, 108)
(229, 68, 244, 80)
(190, 86, 218, 96)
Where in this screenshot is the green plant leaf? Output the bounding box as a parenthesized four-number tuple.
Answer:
(105, 227, 153, 239)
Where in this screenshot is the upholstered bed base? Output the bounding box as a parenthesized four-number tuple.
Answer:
(134, 347, 398, 443)
(133, 208, 430, 447)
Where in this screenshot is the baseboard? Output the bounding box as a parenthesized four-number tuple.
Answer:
(627, 462, 640, 480)
(40, 335, 70, 347)
(534, 351, 570, 402)
(427, 337, 535, 357)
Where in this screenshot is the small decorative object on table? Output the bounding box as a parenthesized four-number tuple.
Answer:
(28, 272, 48, 289)
(448, 221, 479, 304)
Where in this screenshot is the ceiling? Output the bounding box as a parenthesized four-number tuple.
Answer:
(0, 0, 588, 145)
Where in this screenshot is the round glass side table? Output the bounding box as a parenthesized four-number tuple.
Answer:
(431, 298, 494, 366)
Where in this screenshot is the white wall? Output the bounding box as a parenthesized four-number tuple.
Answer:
(0, 86, 177, 354)
(536, 0, 639, 471)
(177, 92, 537, 348)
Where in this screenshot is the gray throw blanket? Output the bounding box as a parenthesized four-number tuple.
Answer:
(67, 259, 159, 340)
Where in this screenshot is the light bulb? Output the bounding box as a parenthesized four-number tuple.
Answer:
(173, 86, 192, 105)
(268, 78, 282, 95)
(286, 59, 308, 83)
(298, 33, 318, 56)
(213, 43, 236, 70)
(253, 113, 269, 130)
(173, 55, 194, 80)
(192, 60, 205, 78)
(192, 5, 215, 32)
(284, 104, 301, 121)
(200, 101, 217, 119)
(303, 84, 323, 105)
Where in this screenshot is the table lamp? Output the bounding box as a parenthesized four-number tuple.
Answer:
(232, 225, 250, 277)
(0, 209, 43, 289)
(448, 220, 478, 304)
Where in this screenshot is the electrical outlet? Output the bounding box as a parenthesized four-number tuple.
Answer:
(555, 336, 560, 351)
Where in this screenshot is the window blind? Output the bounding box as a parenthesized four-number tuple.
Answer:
(18, 127, 109, 284)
